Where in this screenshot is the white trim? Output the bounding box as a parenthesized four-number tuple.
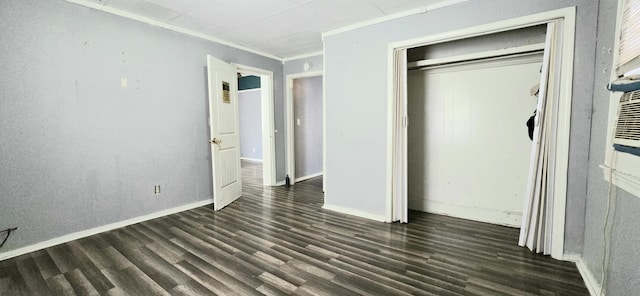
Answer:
(64, 0, 282, 61)
(240, 157, 263, 163)
(389, 7, 575, 50)
(408, 198, 522, 228)
(411, 52, 544, 74)
(286, 78, 296, 185)
(385, 47, 396, 222)
(238, 88, 261, 93)
(322, 204, 387, 222)
(276, 181, 286, 186)
(601, 164, 640, 197)
(233, 63, 277, 187)
(322, 43, 327, 195)
(408, 43, 545, 69)
(386, 6, 576, 260)
(286, 70, 324, 80)
(322, 0, 469, 38)
(0, 199, 213, 261)
(285, 70, 324, 186)
(295, 172, 323, 183)
(565, 254, 603, 296)
(282, 51, 323, 62)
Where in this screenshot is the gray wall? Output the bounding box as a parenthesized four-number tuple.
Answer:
(582, 0, 640, 295)
(0, 0, 284, 254)
(293, 76, 323, 179)
(284, 55, 324, 76)
(407, 24, 547, 62)
(323, 0, 597, 250)
(238, 89, 263, 160)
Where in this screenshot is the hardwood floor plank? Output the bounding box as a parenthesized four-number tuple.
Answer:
(31, 252, 61, 280)
(181, 253, 264, 295)
(174, 260, 236, 296)
(64, 268, 100, 296)
(102, 266, 169, 296)
(256, 283, 291, 296)
(46, 274, 77, 296)
(65, 241, 115, 293)
(169, 280, 217, 296)
(258, 272, 299, 294)
(15, 257, 49, 296)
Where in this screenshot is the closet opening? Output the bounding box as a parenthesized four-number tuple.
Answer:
(405, 25, 546, 228)
(386, 8, 576, 260)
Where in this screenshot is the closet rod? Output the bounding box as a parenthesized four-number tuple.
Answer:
(408, 43, 545, 70)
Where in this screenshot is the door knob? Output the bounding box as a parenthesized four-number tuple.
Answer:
(210, 138, 222, 144)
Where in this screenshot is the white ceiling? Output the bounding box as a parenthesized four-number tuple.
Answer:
(77, 0, 452, 59)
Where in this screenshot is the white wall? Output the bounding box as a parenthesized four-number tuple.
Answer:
(238, 89, 263, 161)
(407, 55, 542, 227)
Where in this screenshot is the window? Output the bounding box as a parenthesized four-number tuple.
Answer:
(617, 0, 640, 77)
(604, 0, 640, 197)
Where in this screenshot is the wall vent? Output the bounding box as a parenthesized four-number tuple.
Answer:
(614, 90, 640, 148)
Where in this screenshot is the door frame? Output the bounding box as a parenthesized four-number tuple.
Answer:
(385, 7, 575, 260)
(233, 63, 277, 186)
(286, 70, 324, 185)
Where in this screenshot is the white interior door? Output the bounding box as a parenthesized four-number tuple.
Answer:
(207, 55, 242, 211)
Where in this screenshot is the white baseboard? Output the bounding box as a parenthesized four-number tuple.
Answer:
(564, 254, 603, 296)
(322, 203, 386, 222)
(295, 172, 323, 183)
(408, 198, 521, 227)
(240, 157, 263, 163)
(0, 199, 214, 261)
(276, 181, 286, 186)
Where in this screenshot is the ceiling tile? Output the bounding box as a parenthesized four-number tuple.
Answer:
(81, 0, 112, 5)
(184, 0, 257, 31)
(215, 0, 311, 18)
(215, 13, 310, 46)
(282, 0, 384, 28)
(254, 31, 323, 56)
(369, 0, 446, 14)
(168, 14, 228, 35)
(144, 0, 210, 13)
(106, 0, 181, 21)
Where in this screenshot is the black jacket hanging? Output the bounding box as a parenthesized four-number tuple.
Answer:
(526, 110, 536, 141)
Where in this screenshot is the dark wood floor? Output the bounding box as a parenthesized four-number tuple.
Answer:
(0, 161, 588, 295)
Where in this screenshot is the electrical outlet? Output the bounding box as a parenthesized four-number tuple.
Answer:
(154, 185, 161, 194)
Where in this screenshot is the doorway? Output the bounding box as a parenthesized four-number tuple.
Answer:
(286, 71, 324, 185)
(234, 64, 277, 187)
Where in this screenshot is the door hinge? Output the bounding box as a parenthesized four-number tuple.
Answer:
(403, 116, 408, 128)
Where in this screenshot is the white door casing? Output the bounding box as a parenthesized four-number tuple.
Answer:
(285, 71, 323, 185)
(233, 63, 277, 186)
(207, 55, 242, 211)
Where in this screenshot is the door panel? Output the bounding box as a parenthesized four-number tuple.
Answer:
(207, 55, 242, 211)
